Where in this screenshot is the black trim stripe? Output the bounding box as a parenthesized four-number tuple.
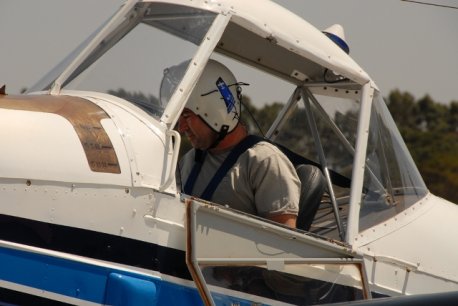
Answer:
(0, 214, 191, 280)
(0, 287, 73, 306)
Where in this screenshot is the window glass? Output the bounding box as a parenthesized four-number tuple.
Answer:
(359, 93, 428, 231)
(30, 3, 216, 119)
(202, 263, 366, 305)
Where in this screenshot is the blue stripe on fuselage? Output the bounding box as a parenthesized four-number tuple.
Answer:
(0, 246, 203, 305)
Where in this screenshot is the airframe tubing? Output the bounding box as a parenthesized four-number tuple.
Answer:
(345, 82, 375, 244)
(301, 87, 345, 241)
(265, 87, 302, 139)
(304, 84, 386, 193)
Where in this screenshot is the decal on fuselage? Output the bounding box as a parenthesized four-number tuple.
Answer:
(0, 94, 121, 173)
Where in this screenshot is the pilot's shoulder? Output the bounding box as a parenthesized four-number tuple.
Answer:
(247, 141, 288, 161)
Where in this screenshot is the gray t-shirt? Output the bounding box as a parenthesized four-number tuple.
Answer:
(178, 141, 300, 218)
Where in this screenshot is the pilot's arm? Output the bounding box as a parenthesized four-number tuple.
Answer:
(247, 142, 300, 228)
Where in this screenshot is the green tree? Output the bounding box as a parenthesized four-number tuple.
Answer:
(387, 91, 458, 203)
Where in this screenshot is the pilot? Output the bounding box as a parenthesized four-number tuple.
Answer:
(161, 59, 300, 228)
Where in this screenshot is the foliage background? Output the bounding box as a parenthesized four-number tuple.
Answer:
(386, 90, 458, 203)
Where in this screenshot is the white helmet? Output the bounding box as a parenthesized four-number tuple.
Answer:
(161, 59, 242, 137)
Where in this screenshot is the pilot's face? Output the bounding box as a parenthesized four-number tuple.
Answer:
(178, 108, 217, 150)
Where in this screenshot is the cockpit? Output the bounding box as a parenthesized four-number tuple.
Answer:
(29, 0, 427, 243)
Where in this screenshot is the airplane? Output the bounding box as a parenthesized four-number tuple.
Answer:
(1, 0, 457, 305)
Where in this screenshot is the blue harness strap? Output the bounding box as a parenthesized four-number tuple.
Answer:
(183, 135, 264, 201)
(183, 149, 206, 195)
(200, 135, 263, 200)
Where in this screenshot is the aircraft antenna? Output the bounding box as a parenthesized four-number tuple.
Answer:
(400, 0, 458, 10)
(240, 97, 266, 138)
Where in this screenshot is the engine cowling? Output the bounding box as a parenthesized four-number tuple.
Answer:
(0, 92, 175, 193)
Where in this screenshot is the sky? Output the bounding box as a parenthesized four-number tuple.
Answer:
(1, 0, 457, 104)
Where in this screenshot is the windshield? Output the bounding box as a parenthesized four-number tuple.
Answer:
(29, 3, 216, 118)
(359, 93, 428, 232)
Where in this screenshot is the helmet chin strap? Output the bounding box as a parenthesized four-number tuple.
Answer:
(207, 124, 229, 150)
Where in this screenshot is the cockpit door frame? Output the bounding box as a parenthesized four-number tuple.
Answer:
(346, 82, 375, 243)
(185, 198, 372, 306)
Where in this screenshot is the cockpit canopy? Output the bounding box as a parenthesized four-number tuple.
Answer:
(29, 0, 427, 240)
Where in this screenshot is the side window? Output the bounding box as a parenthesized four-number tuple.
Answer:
(272, 87, 362, 239)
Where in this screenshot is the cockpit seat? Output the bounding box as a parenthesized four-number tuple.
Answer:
(295, 164, 326, 231)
